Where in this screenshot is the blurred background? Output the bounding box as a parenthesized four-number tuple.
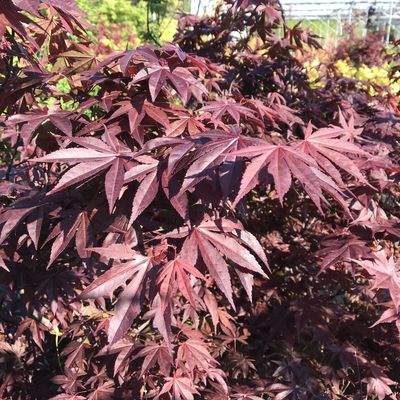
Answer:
(280, 0, 400, 44)
(78, 0, 400, 46)
(76, 0, 191, 46)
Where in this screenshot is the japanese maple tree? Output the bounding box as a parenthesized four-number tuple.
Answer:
(0, 0, 399, 399)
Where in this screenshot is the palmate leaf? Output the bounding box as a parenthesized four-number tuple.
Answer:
(363, 365, 397, 400)
(58, 48, 99, 75)
(61, 340, 89, 370)
(202, 99, 257, 124)
(296, 122, 370, 186)
(135, 342, 173, 376)
(232, 142, 348, 211)
(166, 115, 205, 137)
(87, 381, 114, 400)
(158, 258, 205, 307)
(51, 368, 85, 395)
(80, 253, 152, 345)
(317, 235, 373, 271)
(158, 372, 199, 400)
(115, 45, 208, 104)
(150, 258, 205, 351)
(175, 129, 262, 197)
(34, 131, 133, 213)
(177, 337, 216, 371)
(354, 251, 400, 311)
(161, 218, 269, 308)
(244, 97, 281, 126)
(132, 63, 190, 102)
(16, 318, 45, 351)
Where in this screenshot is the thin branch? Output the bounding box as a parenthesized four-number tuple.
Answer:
(146, 0, 161, 46)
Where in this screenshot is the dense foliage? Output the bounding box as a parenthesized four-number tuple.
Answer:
(335, 31, 387, 67)
(0, 0, 399, 399)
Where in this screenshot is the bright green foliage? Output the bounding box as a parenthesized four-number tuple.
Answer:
(77, 0, 189, 44)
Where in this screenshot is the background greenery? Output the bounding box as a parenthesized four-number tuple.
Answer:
(77, 0, 191, 45)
